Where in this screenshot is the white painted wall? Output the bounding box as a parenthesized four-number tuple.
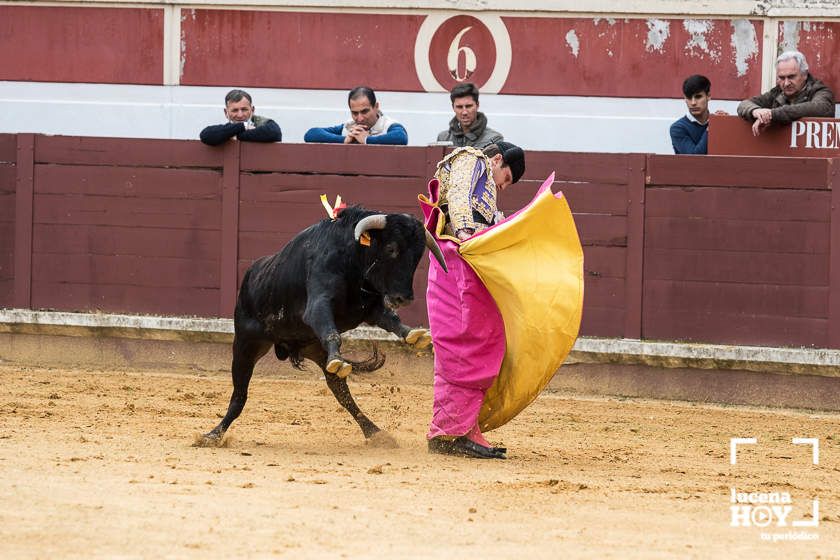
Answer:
(0, 81, 746, 153)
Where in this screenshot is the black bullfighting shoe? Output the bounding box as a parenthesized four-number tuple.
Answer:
(428, 436, 507, 459)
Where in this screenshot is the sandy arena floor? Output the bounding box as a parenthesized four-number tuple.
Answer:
(0, 357, 839, 559)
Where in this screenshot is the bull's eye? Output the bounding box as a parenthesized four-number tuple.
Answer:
(385, 242, 400, 259)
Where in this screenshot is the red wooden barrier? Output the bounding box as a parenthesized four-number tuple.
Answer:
(0, 134, 836, 350)
(645, 154, 832, 347)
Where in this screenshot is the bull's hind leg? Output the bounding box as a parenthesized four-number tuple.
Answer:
(199, 336, 272, 445)
(301, 343, 396, 447)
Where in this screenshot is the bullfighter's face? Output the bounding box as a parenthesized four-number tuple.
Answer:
(490, 154, 513, 191)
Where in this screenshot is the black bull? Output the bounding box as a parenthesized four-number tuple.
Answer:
(199, 207, 446, 446)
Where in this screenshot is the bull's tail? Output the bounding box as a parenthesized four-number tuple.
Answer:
(345, 344, 386, 372)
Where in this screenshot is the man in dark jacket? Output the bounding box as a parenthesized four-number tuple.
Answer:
(200, 89, 282, 146)
(737, 51, 835, 137)
(437, 83, 503, 148)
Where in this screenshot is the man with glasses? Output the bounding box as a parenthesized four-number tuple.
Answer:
(737, 50, 835, 137)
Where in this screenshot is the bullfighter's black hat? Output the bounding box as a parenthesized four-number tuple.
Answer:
(496, 141, 525, 184)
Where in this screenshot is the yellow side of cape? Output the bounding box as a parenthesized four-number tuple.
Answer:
(458, 176, 584, 431)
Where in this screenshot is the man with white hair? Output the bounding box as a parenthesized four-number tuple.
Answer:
(737, 50, 835, 136)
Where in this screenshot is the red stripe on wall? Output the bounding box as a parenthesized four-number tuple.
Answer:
(0, 6, 163, 85)
(502, 17, 762, 99)
(179, 9, 425, 91)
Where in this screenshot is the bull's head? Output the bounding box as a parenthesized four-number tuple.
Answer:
(354, 214, 447, 308)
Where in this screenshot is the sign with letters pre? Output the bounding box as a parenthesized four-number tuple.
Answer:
(708, 115, 840, 157)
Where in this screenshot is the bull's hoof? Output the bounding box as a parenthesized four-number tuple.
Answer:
(193, 432, 228, 448)
(405, 328, 432, 349)
(326, 358, 352, 379)
(366, 431, 398, 449)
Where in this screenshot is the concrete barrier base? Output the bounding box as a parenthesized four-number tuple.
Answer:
(2, 309, 839, 411)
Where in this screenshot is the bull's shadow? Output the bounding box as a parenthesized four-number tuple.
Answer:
(198, 206, 446, 447)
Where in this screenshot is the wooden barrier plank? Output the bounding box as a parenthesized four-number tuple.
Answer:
(35, 165, 222, 198)
(624, 153, 646, 339)
(219, 141, 240, 318)
(583, 246, 627, 279)
(829, 159, 840, 348)
(556, 182, 629, 215)
(34, 136, 222, 168)
(643, 311, 827, 348)
(580, 307, 625, 338)
(0, 163, 14, 308)
(645, 186, 831, 220)
(0, 134, 16, 162)
(34, 194, 222, 229)
(240, 143, 428, 176)
(14, 133, 34, 308)
(31, 282, 219, 317)
(584, 276, 626, 310)
(238, 203, 332, 234)
(32, 254, 219, 288)
(240, 173, 425, 208)
(238, 233, 293, 262)
(644, 280, 828, 319)
(503, 180, 629, 216)
(645, 217, 830, 254)
(573, 214, 628, 247)
(644, 249, 829, 286)
(647, 154, 830, 189)
(525, 151, 633, 184)
(33, 224, 220, 260)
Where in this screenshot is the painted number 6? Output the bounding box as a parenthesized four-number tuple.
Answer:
(447, 27, 476, 82)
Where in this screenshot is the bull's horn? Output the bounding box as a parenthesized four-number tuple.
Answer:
(424, 229, 448, 273)
(354, 214, 387, 241)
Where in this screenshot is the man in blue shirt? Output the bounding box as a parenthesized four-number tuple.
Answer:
(304, 86, 408, 145)
(670, 75, 726, 154)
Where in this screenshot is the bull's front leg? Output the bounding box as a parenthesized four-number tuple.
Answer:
(374, 307, 432, 350)
(302, 287, 352, 378)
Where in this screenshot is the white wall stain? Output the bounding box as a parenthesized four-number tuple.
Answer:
(683, 19, 721, 61)
(731, 19, 758, 77)
(179, 10, 195, 79)
(645, 19, 670, 53)
(565, 29, 580, 57)
(780, 20, 801, 51)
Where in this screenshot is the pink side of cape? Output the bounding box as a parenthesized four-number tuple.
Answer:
(420, 179, 506, 439)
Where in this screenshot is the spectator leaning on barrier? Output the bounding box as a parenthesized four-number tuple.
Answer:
(670, 74, 728, 154)
(737, 50, 836, 137)
(436, 82, 504, 148)
(304, 86, 408, 145)
(199, 89, 282, 146)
